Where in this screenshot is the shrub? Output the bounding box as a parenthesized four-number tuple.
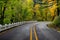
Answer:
(4, 18, 11, 24)
(53, 16, 60, 26)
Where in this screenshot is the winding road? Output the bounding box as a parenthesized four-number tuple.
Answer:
(0, 22, 60, 40)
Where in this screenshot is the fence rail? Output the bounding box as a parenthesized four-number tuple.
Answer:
(0, 21, 37, 32)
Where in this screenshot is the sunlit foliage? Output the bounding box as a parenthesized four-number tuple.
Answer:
(0, 0, 59, 24)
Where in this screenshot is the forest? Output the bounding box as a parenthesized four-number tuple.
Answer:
(0, 0, 60, 25)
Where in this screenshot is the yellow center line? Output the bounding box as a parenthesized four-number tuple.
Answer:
(34, 25, 38, 40)
(30, 27, 32, 40)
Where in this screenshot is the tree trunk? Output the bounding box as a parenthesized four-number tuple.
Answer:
(57, 7, 60, 16)
(0, 1, 7, 25)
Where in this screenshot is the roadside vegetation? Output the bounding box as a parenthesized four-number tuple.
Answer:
(0, 0, 58, 25)
(48, 16, 60, 31)
(47, 0, 60, 31)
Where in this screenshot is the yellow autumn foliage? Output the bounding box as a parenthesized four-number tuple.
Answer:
(49, 3, 57, 16)
(27, 0, 32, 4)
(33, 4, 40, 12)
(34, 4, 40, 10)
(48, 0, 52, 2)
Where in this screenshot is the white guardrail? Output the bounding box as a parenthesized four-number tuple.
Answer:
(0, 21, 37, 32)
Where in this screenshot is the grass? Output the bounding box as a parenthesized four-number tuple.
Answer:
(47, 16, 60, 32)
(47, 23, 60, 31)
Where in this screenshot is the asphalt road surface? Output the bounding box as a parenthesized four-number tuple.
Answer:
(0, 22, 60, 40)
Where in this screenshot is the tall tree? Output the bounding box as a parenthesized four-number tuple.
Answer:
(0, 0, 8, 24)
(57, 0, 60, 16)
